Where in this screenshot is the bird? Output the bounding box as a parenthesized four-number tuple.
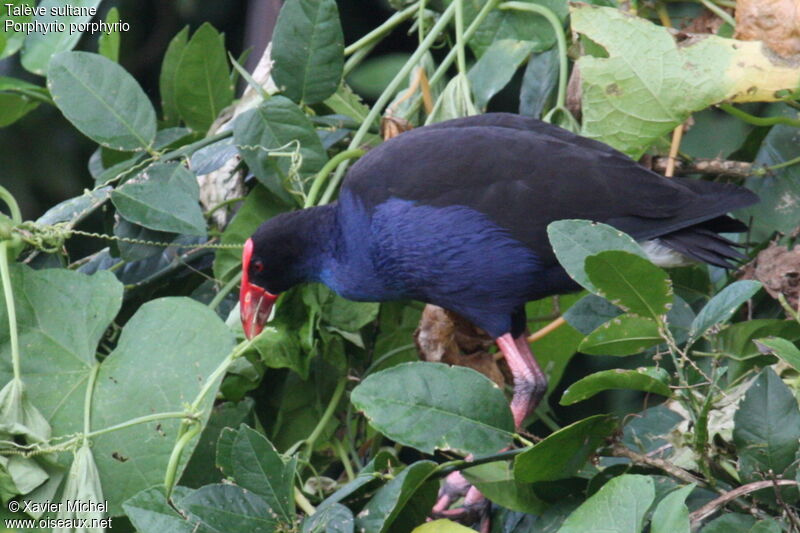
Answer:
(239, 112, 757, 429)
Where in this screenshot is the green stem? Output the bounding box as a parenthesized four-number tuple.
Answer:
(303, 377, 347, 459)
(294, 486, 317, 516)
(0, 185, 22, 225)
(763, 154, 800, 174)
(699, 0, 736, 27)
(206, 197, 245, 219)
(164, 421, 200, 498)
(499, 2, 568, 110)
(718, 103, 800, 128)
(333, 439, 356, 481)
(160, 131, 233, 163)
(0, 243, 19, 380)
(209, 272, 242, 311)
(85, 411, 191, 439)
(454, 0, 468, 77)
(435, 448, 526, 478)
(344, 3, 419, 56)
(82, 363, 101, 442)
(343, 45, 375, 77)
(319, 1, 458, 205)
(305, 149, 365, 208)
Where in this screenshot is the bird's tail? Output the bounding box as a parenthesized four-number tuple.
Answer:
(658, 216, 749, 268)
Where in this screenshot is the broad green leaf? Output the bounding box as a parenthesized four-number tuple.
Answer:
(20, 0, 102, 74)
(755, 337, 800, 371)
(585, 251, 672, 320)
(179, 483, 278, 532)
(111, 162, 207, 235)
(462, 461, 546, 514)
(98, 7, 120, 62)
(651, 484, 694, 533)
(56, 444, 104, 526)
(0, 89, 38, 127)
(0, 378, 51, 442)
(556, 474, 654, 533)
(749, 519, 783, 533)
(452, 0, 566, 57)
(622, 404, 683, 455)
(48, 51, 156, 151)
(351, 362, 514, 456)
(234, 96, 329, 204)
(159, 26, 189, 126)
(303, 503, 354, 533)
(316, 450, 398, 511)
(426, 74, 478, 124)
(412, 520, 474, 533)
(174, 23, 234, 132)
(272, 0, 345, 104)
(733, 367, 800, 482)
(190, 137, 237, 175)
(740, 125, 800, 241)
(355, 460, 436, 533)
(515, 415, 616, 482)
(348, 53, 410, 101)
(114, 218, 176, 262)
(214, 185, 286, 282)
(468, 39, 534, 109)
(560, 367, 671, 405)
(572, 5, 800, 157)
(123, 486, 196, 533)
(0, 0, 32, 59)
(687, 280, 761, 345)
(520, 47, 559, 118)
(231, 426, 294, 522)
(579, 314, 662, 356)
(547, 220, 646, 293)
(563, 293, 621, 335)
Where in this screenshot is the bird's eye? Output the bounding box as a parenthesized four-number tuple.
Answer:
(253, 260, 264, 273)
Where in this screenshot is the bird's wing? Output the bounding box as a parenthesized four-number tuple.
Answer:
(342, 114, 757, 263)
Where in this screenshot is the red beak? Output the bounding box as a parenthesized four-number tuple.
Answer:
(240, 238, 278, 339)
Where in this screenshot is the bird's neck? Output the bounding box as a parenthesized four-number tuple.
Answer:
(285, 203, 343, 283)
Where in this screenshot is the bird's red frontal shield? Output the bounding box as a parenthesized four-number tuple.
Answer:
(240, 238, 278, 339)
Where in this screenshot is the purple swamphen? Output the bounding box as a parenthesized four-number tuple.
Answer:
(240, 113, 757, 428)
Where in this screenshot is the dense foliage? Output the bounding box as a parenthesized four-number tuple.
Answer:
(1, 0, 800, 532)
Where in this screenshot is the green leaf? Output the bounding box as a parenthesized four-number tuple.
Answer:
(174, 23, 234, 132)
(718, 319, 800, 361)
(0, 0, 32, 59)
(0, 91, 38, 127)
(563, 293, 621, 335)
(520, 47, 559, 118)
(650, 484, 694, 533)
(515, 415, 617, 482)
(556, 474, 654, 533)
(462, 461, 546, 514)
(159, 26, 190, 126)
(245, 290, 311, 378)
(231, 426, 295, 522)
(585, 250, 672, 320)
(426, 73, 478, 124)
(37, 187, 111, 226)
(48, 51, 156, 151)
(98, 7, 121, 62)
(214, 185, 287, 283)
(56, 444, 104, 525)
(0, 378, 51, 442)
(755, 337, 800, 371)
(354, 460, 436, 533)
(687, 280, 762, 344)
(303, 284, 379, 332)
(111, 162, 207, 235)
(701, 514, 756, 533)
(323, 83, 371, 122)
(740, 125, 800, 241)
(179, 483, 279, 532)
(560, 367, 671, 405)
(412, 520, 475, 533)
(578, 314, 662, 356)
(733, 367, 800, 482)
(234, 96, 328, 204)
(468, 39, 534, 109)
(316, 450, 398, 511)
(453, 0, 566, 57)
(114, 218, 176, 262)
(272, 0, 345, 104)
(303, 503, 354, 533)
(351, 362, 514, 456)
(0, 265, 235, 515)
(20, 0, 102, 74)
(123, 486, 196, 533)
(547, 220, 647, 293)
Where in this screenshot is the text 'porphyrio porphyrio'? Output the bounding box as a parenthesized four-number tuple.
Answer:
(240, 113, 758, 427)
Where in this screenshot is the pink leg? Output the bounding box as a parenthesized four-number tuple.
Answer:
(496, 333, 548, 429)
